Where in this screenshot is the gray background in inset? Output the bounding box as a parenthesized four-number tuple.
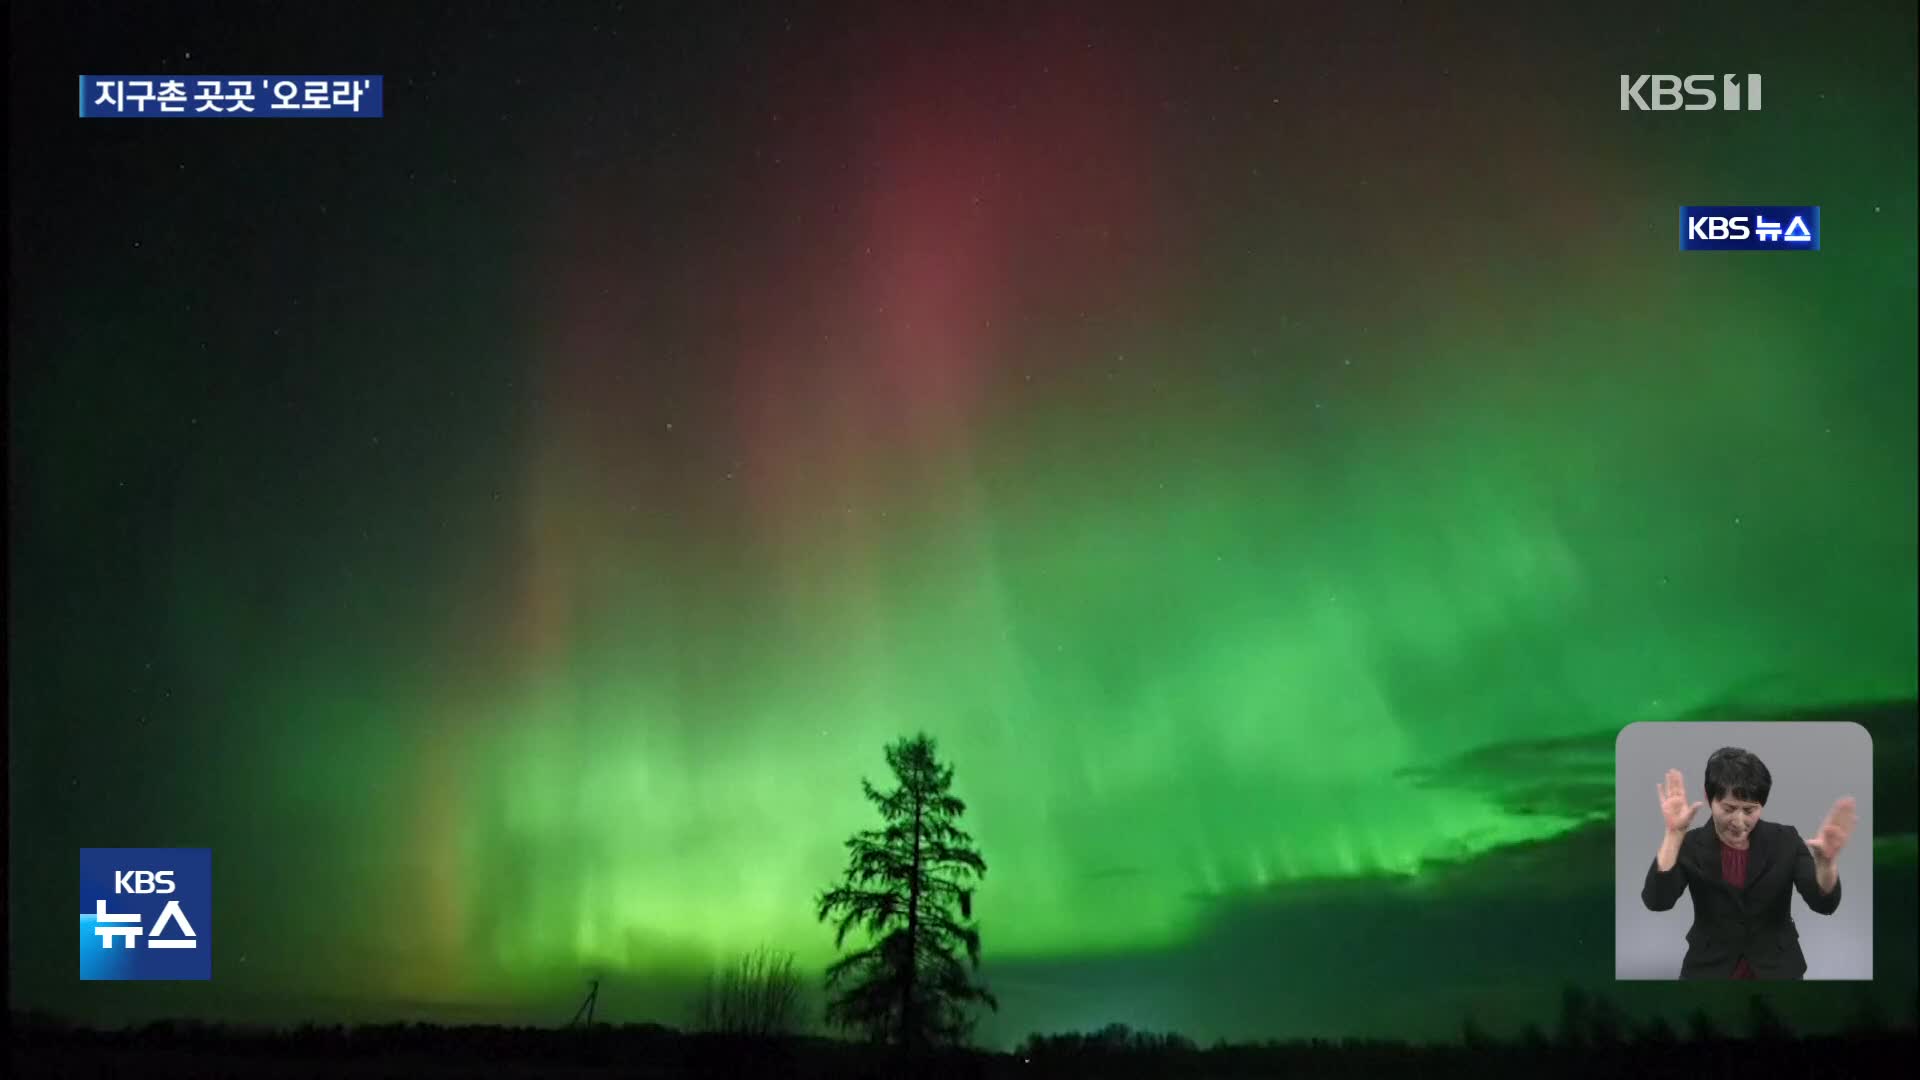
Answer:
(1614, 721, 1873, 980)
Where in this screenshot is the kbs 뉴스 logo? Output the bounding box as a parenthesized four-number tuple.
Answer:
(80, 848, 211, 980)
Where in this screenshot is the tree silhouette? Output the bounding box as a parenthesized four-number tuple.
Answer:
(1636, 1015, 1677, 1046)
(1555, 986, 1590, 1049)
(1459, 1013, 1492, 1050)
(816, 733, 996, 1048)
(1585, 993, 1625, 1047)
(1843, 986, 1886, 1036)
(1747, 994, 1792, 1042)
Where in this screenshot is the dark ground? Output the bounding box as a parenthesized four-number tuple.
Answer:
(11, 1013, 1916, 1079)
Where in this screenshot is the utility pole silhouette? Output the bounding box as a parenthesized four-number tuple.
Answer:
(569, 978, 600, 1028)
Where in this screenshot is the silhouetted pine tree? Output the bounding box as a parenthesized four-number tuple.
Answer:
(1460, 1014, 1493, 1050)
(1636, 1015, 1677, 1046)
(1556, 986, 1591, 1049)
(1747, 994, 1791, 1042)
(1843, 986, 1886, 1036)
(1686, 1007, 1719, 1043)
(816, 733, 996, 1048)
(1586, 993, 1625, 1047)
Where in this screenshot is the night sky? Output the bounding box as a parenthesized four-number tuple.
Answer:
(9, 0, 1917, 1050)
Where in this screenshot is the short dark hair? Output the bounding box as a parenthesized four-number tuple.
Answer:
(1704, 747, 1772, 805)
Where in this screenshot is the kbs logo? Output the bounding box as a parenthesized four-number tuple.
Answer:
(80, 848, 211, 980)
(1621, 74, 1762, 111)
(1679, 206, 1820, 251)
(116, 870, 175, 893)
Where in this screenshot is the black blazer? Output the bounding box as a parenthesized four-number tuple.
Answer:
(1641, 818, 1841, 979)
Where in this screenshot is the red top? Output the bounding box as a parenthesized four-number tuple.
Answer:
(1721, 844, 1756, 979)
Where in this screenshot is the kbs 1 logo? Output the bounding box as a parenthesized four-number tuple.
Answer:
(1620, 74, 1762, 111)
(1679, 206, 1820, 251)
(80, 848, 211, 980)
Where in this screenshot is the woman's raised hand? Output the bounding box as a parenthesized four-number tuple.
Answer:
(1658, 769, 1703, 835)
(1807, 797, 1858, 864)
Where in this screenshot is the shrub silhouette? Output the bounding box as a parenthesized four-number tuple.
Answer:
(692, 946, 803, 1038)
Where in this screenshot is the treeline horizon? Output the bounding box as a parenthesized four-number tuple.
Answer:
(13, 980, 1917, 1046)
(11, 990, 1918, 1080)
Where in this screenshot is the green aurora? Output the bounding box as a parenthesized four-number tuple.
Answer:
(8, 0, 1915, 1046)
